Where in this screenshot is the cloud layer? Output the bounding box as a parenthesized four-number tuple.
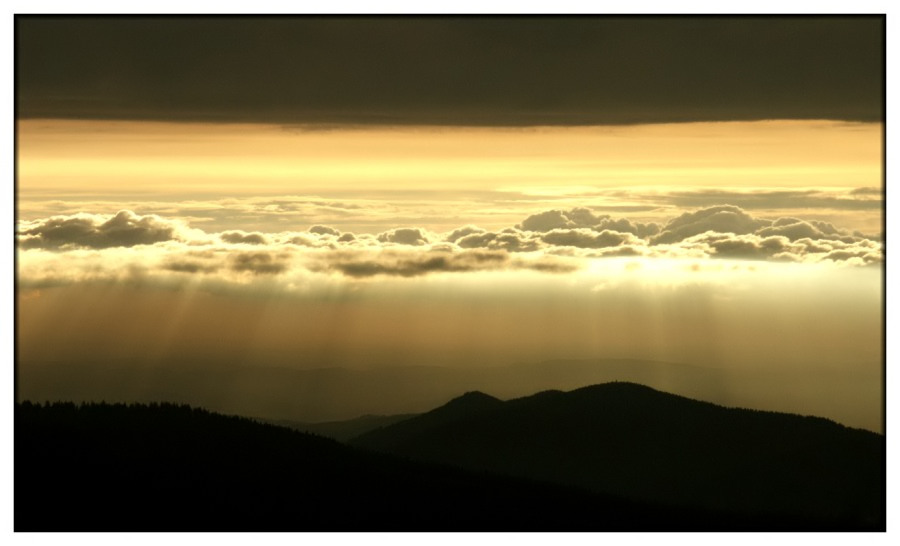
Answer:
(16, 205, 883, 290)
(17, 185, 882, 242)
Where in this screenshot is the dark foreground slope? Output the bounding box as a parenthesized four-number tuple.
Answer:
(13, 400, 796, 532)
(262, 413, 419, 442)
(352, 382, 885, 529)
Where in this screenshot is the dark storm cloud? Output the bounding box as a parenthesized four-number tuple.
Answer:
(17, 210, 178, 249)
(16, 16, 883, 125)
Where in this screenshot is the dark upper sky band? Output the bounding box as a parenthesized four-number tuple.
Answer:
(15, 15, 885, 125)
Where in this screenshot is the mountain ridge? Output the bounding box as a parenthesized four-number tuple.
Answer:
(18, 398, 847, 531)
(18, 357, 883, 432)
(351, 381, 884, 527)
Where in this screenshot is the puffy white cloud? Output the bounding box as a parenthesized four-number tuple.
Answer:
(562, 207, 602, 228)
(593, 217, 660, 238)
(287, 235, 317, 246)
(518, 209, 574, 232)
(456, 228, 543, 252)
(680, 230, 882, 264)
(490, 230, 544, 252)
(820, 248, 883, 264)
(220, 230, 269, 245)
(309, 225, 341, 236)
(756, 219, 824, 240)
(517, 207, 606, 232)
(17, 210, 181, 250)
(541, 228, 639, 249)
(517, 207, 660, 241)
(754, 217, 867, 242)
(456, 231, 498, 249)
(445, 225, 487, 243)
(706, 234, 798, 261)
(377, 227, 430, 246)
(651, 205, 770, 244)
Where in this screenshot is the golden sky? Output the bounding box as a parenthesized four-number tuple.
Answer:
(11, 16, 888, 446)
(14, 118, 885, 432)
(17, 119, 882, 194)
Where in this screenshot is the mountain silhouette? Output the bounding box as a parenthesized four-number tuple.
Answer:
(360, 390, 503, 437)
(17, 399, 816, 531)
(439, 390, 503, 410)
(261, 413, 419, 442)
(19, 357, 882, 432)
(253, 392, 503, 442)
(351, 382, 884, 528)
(16, 384, 884, 530)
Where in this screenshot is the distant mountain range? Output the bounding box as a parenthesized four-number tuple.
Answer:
(16, 382, 884, 531)
(351, 382, 884, 527)
(17, 357, 882, 432)
(261, 413, 418, 442)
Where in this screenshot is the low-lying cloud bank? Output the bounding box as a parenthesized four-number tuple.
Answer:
(16, 204, 882, 287)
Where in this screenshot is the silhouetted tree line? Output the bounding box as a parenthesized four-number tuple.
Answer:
(16, 397, 882, 531)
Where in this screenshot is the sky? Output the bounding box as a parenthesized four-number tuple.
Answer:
(16, 16, 883, 125)
(14, 15, 885, 432)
